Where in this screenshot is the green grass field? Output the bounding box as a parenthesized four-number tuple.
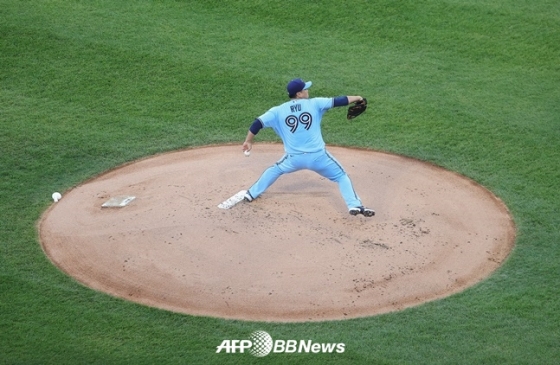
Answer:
(1, 0, 559, 363)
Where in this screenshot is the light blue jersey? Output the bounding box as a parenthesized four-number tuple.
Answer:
(258, 97, 334, 154)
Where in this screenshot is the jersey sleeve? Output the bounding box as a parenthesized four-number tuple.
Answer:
(257, 108, 277, 128)
(313, 97, 335, 111)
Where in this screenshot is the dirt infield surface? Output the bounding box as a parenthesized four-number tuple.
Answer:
(39, 144, 515, 322)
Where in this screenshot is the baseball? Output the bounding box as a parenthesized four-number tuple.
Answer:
(52, 192, 62, 202)
(244, 150, 251, 157)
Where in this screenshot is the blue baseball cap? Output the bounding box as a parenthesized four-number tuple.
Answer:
(287, 78, 312, 97)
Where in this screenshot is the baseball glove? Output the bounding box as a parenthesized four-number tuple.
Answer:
(347, 98, 368, 120)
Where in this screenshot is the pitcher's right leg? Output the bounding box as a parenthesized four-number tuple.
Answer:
(313, 151, 374, 216)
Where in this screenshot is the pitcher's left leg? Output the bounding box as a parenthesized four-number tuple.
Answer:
(247, 164, 284, 199)
(247, 154, 298, 200)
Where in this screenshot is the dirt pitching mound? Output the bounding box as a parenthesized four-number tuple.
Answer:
(39, 144, 515, 322)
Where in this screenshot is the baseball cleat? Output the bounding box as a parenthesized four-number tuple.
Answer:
(244, 191, 254, 202)
(349, 206, 375, 217)
(349, 207, 362, 216)
(362, 207, 375, 217)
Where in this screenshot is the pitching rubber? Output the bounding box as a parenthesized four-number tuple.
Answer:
(218, 190, 247, 209)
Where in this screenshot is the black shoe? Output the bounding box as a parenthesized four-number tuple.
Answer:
(349, 206, 375, 217)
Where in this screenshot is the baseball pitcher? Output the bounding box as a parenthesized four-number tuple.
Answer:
(241, 78, 374, 217)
